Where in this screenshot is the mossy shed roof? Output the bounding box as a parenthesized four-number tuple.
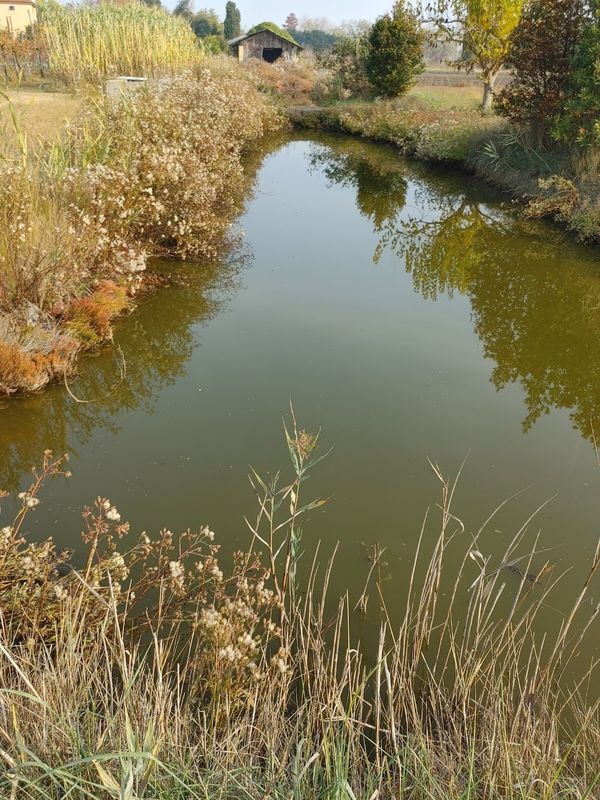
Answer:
(228, 22, 302, 48)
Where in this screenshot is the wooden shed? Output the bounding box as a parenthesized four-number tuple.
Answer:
(229, 25, 303, 64)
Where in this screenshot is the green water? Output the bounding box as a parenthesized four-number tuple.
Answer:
(2, 134, 600, 656)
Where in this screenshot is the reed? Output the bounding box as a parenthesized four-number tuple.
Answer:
(40, 0, 204, 86)
(0, 424, 599, 798)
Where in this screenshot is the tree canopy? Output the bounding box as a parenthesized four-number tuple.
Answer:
(191, 8, 223, 38)
(495, 0, 589, 140)
(223, 1, 241, 40)
(366, 1, 424, 97)
(294, 29, 339, 51)
(429, 0, 525, 108)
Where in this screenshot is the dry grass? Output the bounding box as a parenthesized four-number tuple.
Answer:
(0, 88, 81, 157)
(0, 426, 600, 798)
(404, 83, 485, 111)
(41, 1, 204, 87)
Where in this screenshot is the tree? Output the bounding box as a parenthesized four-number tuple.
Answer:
(429, 0, 525, 109)
(294, 29, 339, 51)
(284, 12, 299, 30)
(365, 1, 424, 98)
(191, 7, 223, 37)
(201, 33, 228, 52)
(173, 0, 193, 19)
(495, 0, 590, 140)
(223, 1, 241, 39)
(320, 33, 372, 98)
(554, 0, 600, 145)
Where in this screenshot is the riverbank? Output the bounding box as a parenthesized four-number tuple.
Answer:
(2, 438, 600, 798)
(0, 63, 281, 396)
(288, 95, 600, 244)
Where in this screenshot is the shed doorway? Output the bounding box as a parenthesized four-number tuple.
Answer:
(262, 47, 283, 63)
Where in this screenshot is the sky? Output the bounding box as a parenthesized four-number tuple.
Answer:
(237, 1, 390, 26)
(181, 1, 393, 27)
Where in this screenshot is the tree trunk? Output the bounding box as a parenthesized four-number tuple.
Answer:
(481, 73, 497, 111)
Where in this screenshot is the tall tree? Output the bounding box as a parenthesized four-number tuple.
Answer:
(223, 1, 241, 39)
(429, 0, 525, 109)
(191, 7, 224, 37)
(284, 12, 299, 30)
(495, 0, 590, 141)
(173, 0, 193, 19)
(554, 0, 599, 145)
(366, 1, 424, 97)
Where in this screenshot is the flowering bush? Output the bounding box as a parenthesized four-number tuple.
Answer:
(0, 63, 281, 394)
(0, 450, 287, 697)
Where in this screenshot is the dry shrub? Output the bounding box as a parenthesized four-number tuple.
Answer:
(64, 281, 129, 345)
(525, 150, 600, 242)
(0, 62, 281, 394)
(0, 316, 79, 394)
(0, 341, 46, 393)
(96, 67, 282, 259)
(244, 55, 318, 104)
(0, 452, 285, 694)
(1, 431, 600, 797)
(0, 28, 46, 82)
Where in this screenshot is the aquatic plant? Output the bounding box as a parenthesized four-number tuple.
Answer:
(0, 425, 600, 797)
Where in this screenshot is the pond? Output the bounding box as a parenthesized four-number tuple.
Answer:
(2, 134, 600, 662)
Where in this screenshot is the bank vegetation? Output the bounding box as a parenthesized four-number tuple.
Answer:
(1, 431, 600, 798)
(0, 4, 281, 396)
(284, 0, 599, 246)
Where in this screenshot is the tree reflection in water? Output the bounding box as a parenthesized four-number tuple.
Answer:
(3, 136, 600, 493)
(0, 260, 242, 492)
(309, 139, 600, 444)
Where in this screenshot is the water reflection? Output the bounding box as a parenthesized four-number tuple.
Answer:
(309, 140, 600, 443)
(2, 133, 600, 500)
(309, 139, 408, 232)
(0, 263, 238, 491)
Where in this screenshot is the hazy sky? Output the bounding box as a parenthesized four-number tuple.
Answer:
(185, 1, 393, 27)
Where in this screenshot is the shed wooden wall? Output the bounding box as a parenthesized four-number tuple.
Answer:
(235, 30, 299, 62)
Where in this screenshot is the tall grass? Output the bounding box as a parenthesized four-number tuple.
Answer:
(41, 0, 204, 86)
(1, 427, 600, 798)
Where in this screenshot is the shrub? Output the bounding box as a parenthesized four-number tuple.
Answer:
(365, 1, 424, 98)
(0, 63, 281, 394)
(495, 0, 590, 142)
(244, 54, 317, 104)
(317, 33, 372, 100)
(553, 0, 600, 146)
